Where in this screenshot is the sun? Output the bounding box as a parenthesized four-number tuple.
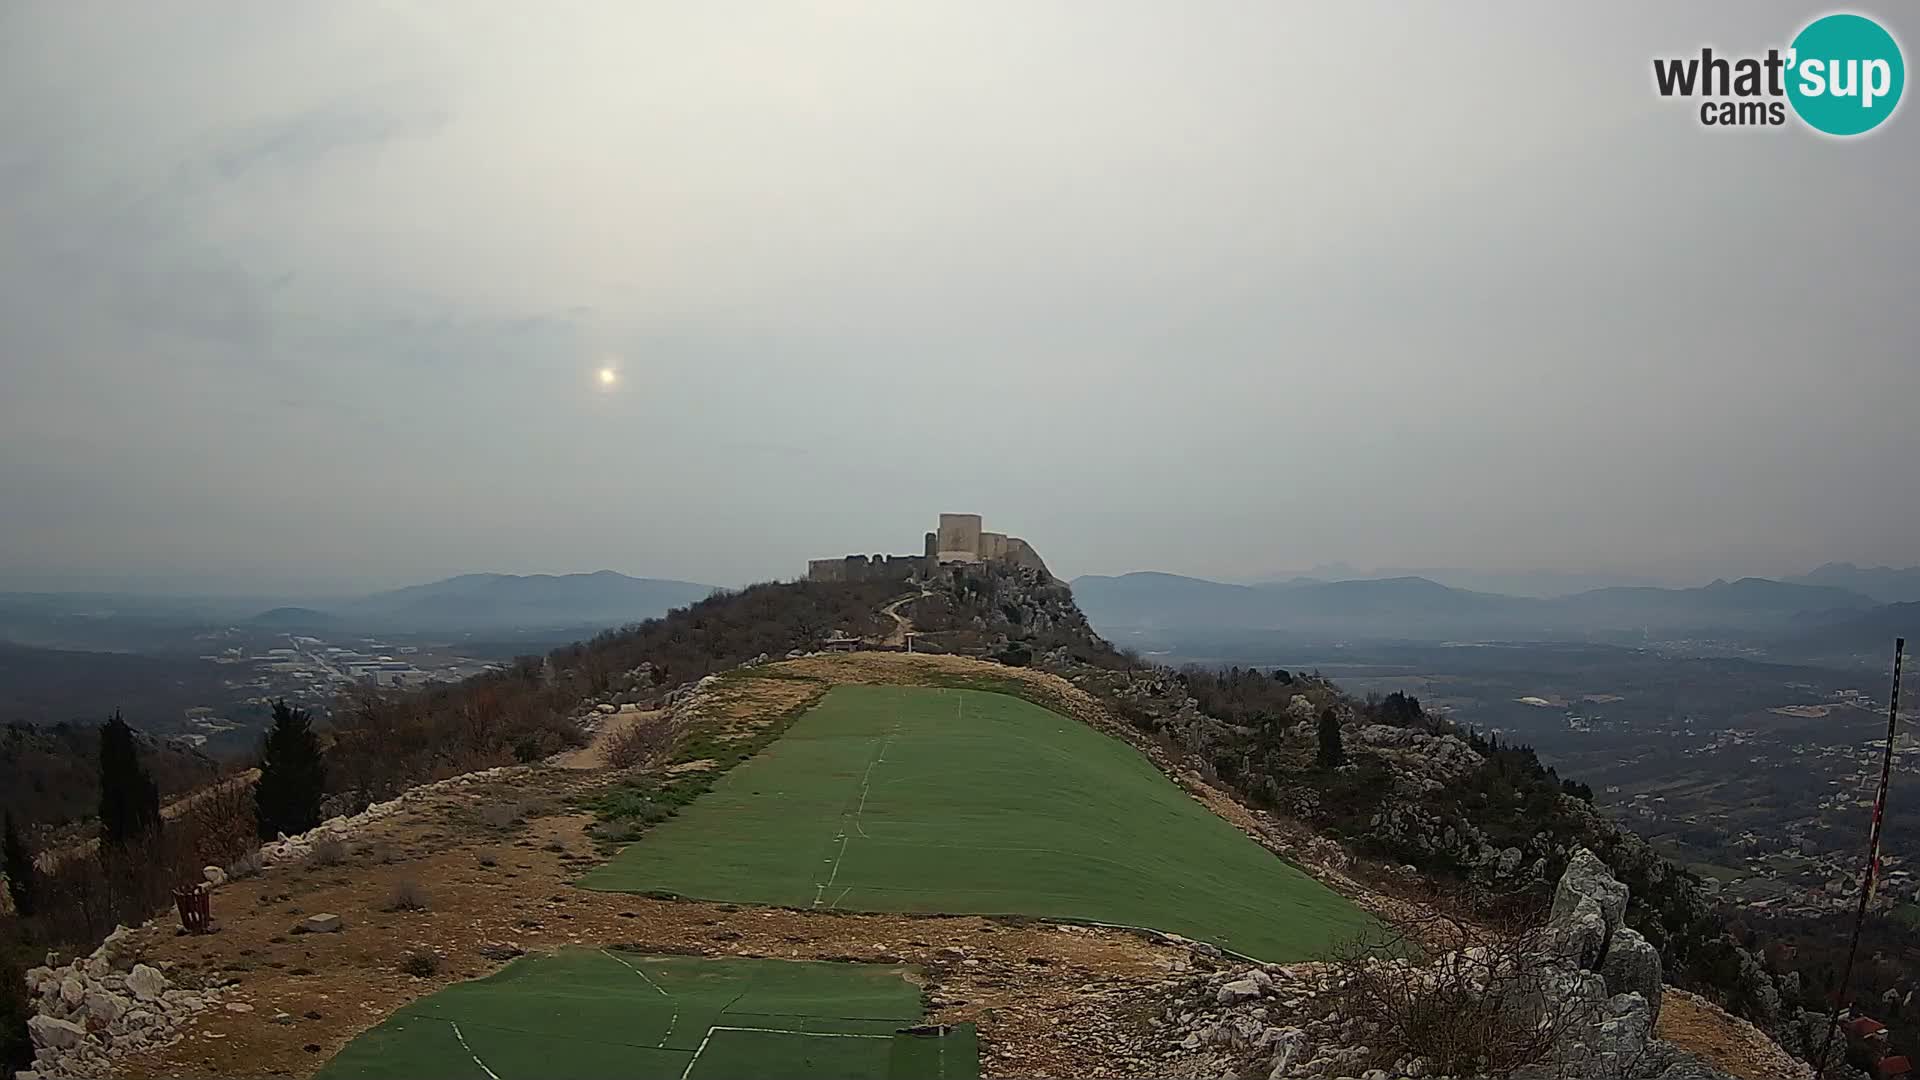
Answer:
(597, 367, 617, 386)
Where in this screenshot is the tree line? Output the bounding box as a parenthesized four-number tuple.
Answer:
(3, 703, 325, 920)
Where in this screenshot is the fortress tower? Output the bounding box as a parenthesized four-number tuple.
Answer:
(935, 513, 984, 563)
(807, 513, 1051, 582)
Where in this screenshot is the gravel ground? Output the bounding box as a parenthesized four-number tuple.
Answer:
(111, 766, 1183, 1079)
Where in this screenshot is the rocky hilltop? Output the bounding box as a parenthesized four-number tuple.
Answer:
(7, 562, 1838, 1080)
(1145, 851, 1784, 1080)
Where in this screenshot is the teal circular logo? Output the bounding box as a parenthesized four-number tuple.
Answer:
(1787, 13, 1904, 135)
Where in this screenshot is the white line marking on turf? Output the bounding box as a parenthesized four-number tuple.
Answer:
(713, 1025, 895, 1037)
(448, 1020, 502, 1080)
(815, 717, 900, 903)
(681, 1022, 904, 1076)
(853, 734, 892, 839)
(601, 949, 678, 1047)
(679, 1029, 715, 1080)
(814, 833, 851, 907)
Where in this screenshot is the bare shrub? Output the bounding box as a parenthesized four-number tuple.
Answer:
(386, 879, 429, 912)
(1324, 905, 1591, 1079)
(307, 836, 347, 867)
(475, 802, 521, 830)
(226, 848, 264, 880)
(401, 949, 441, 977)
(176, 781, 258, 869)
(33, 830, 199, 950)
(604, 715, 681, 770)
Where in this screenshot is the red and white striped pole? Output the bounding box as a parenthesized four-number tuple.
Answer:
(1815, 637, 1904, 1075)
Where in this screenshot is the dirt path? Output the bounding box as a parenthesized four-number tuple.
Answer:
(878, 591, 926, 647)
(548, 707, 666, 770)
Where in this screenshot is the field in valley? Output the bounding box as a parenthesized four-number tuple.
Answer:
(581, 684, 1371, 961)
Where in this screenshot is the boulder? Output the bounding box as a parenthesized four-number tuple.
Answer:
(27, 1015, 86, 1050)
(126, 964, 168, 1002)
(59, 977, 85, 1008)
(1265, 1030, 1306, 1080)
(203, 865, 227, 887)
(1552, 895, 1610, 970)
(1497, 846, 1524, 876)
(98, 925, 140, 971)
(84, 991, 126, 1024)
(1600, 927, 1663, 1022)
(1216, 977, 1264, 1004)
(304, 913, 344, 934)
(1551, 848, 1627, 947)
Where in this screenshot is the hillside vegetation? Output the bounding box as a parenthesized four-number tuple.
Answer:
(324, 579, 900, 806)
(2, 564, 1847, 1078)
(1, 721, 224, 829)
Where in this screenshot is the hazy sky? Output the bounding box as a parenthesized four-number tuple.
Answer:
(3, 2, 1915, 594)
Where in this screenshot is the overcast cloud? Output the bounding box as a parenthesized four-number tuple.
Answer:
(2, 1, 1915, 593)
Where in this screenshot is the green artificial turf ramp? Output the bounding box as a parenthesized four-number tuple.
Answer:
(315, 950, 970, 1080)
(581, 684, 1373, 960)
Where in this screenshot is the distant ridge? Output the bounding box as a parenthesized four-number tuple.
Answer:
(252, 571, 720, 632)
(1784, 562, 1920, 604)
(1069, 571, 1877, 640)
(248, 606, 344, 629)
(1779, 600, 1920, 660)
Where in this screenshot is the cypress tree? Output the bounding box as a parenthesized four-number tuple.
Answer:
(98, 710, 161, 844)
(255, 700, 326, 839)
(1316, 707, 1346, 769)
(2, 811, 34, 917)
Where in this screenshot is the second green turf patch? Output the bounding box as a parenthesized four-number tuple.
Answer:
(581, 684, 1372, 960)
(315, 950, 971, 1080)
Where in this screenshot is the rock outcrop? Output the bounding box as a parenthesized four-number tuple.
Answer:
(1147, 850, 1736, 1080)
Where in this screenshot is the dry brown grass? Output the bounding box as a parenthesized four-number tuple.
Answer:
(306, 836, 347, 867)
(603, 715, 681, 770)
(473, 802, 520, 830)
(692, 676, 826, 742)
(1658, 988, 1814, 1080)
(385, 879, 429, 912)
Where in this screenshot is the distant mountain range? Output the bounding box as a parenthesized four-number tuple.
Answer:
(1069, 571, 1897, 649)
(250, 572, 720, 632)
(1779, 601, 1920, 660)
(1782, 562, 1920, 604)
(1250, 567, 1672, 598)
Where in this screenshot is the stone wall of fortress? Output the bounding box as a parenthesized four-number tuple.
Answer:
(807, 513, 1051, 582)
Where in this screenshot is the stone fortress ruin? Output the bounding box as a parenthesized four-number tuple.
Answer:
(807, 513, 1051, 583)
